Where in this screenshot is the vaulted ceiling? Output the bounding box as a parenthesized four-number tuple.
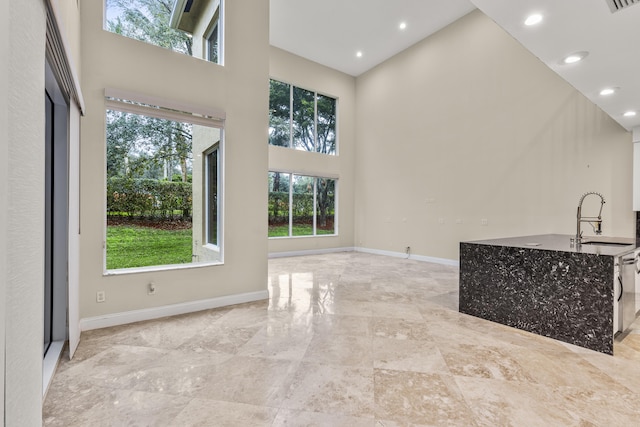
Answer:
(270, 0, 640, 132)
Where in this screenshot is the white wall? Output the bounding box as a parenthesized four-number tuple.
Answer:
(268, 47, 357, 254)
(0, 0, 7, 418)
(2, 0, 47, 424)
(79, 0, 269, 320)
(355, 10, 634, 261)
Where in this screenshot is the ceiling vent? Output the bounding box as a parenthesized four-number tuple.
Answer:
(605, 0, 640, 13)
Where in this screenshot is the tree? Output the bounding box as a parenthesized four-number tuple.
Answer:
(316, 178, 335, 228)
(268, 80, 338, 232)
(269, 80, 291, 147)
(105, 0, 194, 183)
(292, 87, 315, 151)
(105, 0, 192, 56)
(106, 110, 192, 182)
(316, 95, 336, 155)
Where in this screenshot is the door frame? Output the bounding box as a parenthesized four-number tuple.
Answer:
(43, 60, 69, 394)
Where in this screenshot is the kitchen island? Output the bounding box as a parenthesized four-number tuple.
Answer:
(459, 234, 635, 354)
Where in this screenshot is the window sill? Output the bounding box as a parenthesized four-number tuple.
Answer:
(268, 234, 338, 240)
(104, 260, 224, 277)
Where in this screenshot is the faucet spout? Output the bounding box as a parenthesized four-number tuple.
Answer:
(576, 192, 605, 244)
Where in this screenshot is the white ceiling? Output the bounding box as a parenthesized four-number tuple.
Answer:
(269, 0, 640, 132)
(269, 0, 476, 77)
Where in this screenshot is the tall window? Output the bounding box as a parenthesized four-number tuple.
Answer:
(105, 0, 224, 64)
(268, 172, 336, 238)
(105, 92, 224, 271)
(269, 79, 337, 155)
(205, 146, 219, 246)
(205, 6, 222, 64)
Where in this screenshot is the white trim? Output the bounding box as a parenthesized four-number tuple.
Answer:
(79, 290, 268, 331)
(354, 247, 460, 267)
(46, 0, 85, 114)
(269, 247, 355, 259)
(68, 102, 81, 358)
(43, 341, 64, 398)
(269, 167, 340, 181)
(104, 88, 226, 124)
(104, 260, 223, 276)
(169, 0, 188, 28)
(268, 233, 338, 240)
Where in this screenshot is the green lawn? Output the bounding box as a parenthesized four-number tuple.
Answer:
(106, 225, 192, 269)
(268, 224, 334, 237)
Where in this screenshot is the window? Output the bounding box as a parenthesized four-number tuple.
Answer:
(105, 0, 224, 64)
(268, 172, 336, 238)
(269, 79, 337, 155)
(205, 146, 219, 246)
(204, 6, 222, 64)
(105, 90, 224, 271)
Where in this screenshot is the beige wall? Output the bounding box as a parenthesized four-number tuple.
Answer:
(192, 125, 222, 263)
(2, 0, 47, 424)
(189, 0, 220, 60)
(355, 10, 634, 261)
(268, 46, 357, 254)
(79, 0, 269, 319)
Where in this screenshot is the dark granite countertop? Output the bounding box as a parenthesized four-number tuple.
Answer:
(464, 233, 636, 257)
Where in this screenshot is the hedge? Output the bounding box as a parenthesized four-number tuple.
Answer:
(268, 191, 335, 224)
(107, 177, 192, 219)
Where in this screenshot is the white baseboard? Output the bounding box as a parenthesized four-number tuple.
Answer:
(354, 246, 459, 267)
(269, 246, 355, 259)
(79, 290, 269, 332)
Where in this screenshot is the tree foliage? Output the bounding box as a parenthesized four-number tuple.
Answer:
(105, 0, 194, 184)
(105, 0, 192, 56)
(106, 110, 192, 183)
(268, 80, 337, 235)
(269, 79, 337, 155)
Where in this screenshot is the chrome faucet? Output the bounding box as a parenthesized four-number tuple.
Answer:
(576, 192, 605, 245)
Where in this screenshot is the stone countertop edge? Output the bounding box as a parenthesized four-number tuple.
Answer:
(462, 233, 636, 257)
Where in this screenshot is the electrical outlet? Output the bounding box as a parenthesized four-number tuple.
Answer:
(96, 291, 106, 303)
(481, 218, 489, 226)
(148, 282, 156, 295)
(405, 246, 411, 254)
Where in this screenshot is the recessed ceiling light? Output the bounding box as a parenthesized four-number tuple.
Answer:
(599, 87, 617, 96)
(356, 51, 363, 58)
(399, 22, 407, 30)
(624, 111, 637, 117)
(524, 14, 543, 26)
(562, 51, 588, 64)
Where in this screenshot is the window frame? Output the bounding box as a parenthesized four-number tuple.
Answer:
(268, 171, 338, 239)
(103, 89, 225, 274)
(269, 79, 338, 155)
(204, 3, 223, 65)
(204, 142, 221, 249)
(104, 0, 225, 65)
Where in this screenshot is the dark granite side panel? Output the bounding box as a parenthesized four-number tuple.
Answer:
(459, 243, 614, 354)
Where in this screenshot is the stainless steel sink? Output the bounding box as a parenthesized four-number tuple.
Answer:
(580, 236, 635, 247)
(580, 241, 631, 246)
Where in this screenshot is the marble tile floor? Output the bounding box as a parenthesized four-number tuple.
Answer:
(43, 252, 640, 426)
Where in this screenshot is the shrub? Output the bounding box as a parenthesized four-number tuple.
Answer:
(107, 177, 192, 219)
